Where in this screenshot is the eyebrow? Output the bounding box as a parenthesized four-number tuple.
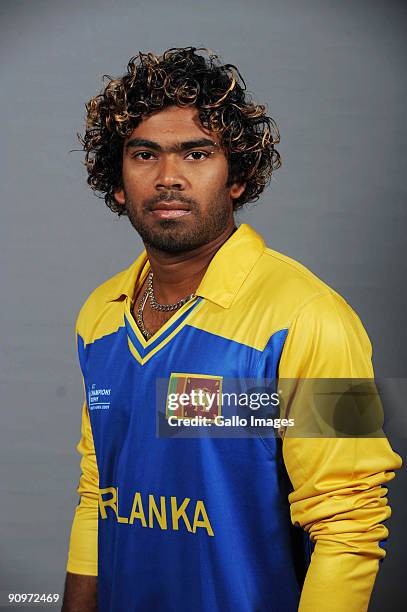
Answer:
(125, 138, 219, 153)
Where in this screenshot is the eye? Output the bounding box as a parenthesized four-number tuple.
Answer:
(132, 151, 156, 160)
(185, 151, 210, 160)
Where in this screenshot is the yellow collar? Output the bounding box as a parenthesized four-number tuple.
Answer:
(105, 223, 266, 309)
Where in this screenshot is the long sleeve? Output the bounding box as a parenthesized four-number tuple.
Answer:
(278, 291, 402, 611)
(66, 397, 99, 575)
(66, 320, 99, 579)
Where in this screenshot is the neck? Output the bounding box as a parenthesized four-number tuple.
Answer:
(143, 224, 237, 304)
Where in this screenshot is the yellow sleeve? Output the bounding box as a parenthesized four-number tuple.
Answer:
(278, 292, 402, 612)
(66, 396, 99, 576)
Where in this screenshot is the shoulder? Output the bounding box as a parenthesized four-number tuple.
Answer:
(250, 241, 372, 357)
(247, 243, 360, 327)
(262, 246, 332, 307)
(77, 265, 131, 318)
(75, 263, 136, 345)
(266, 245, 369, 334)
(266, 258, 374, 378)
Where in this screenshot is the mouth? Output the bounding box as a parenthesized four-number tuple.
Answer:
(149, 201, 192, 219)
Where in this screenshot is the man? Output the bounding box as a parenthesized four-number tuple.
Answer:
(63, 47, 401, 611)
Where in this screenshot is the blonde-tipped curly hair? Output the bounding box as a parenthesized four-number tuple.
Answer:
(80, 46, 281, 214)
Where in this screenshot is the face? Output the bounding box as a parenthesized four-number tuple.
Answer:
(114, 106, 245, 253)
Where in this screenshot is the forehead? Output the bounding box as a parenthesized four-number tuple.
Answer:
(126, 106, 219, 144)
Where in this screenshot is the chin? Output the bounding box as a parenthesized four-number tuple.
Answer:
(144, 224, 209, 253)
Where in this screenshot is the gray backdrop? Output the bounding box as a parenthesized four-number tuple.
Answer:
(1, 0, 406, 609)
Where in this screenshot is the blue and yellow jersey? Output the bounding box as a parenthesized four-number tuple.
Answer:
(67, 223, 401, 612)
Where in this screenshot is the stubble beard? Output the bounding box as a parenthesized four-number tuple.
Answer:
(123, 187, 234, 254)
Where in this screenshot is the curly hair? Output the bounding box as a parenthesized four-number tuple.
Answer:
(80, 46, 281, 214)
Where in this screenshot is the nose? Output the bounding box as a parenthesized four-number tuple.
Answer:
(154, 155, 186, 191)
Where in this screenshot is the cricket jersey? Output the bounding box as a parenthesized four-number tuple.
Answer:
(66, 223, 401, 612)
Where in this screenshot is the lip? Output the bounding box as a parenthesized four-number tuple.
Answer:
(150, 201, 191, 211)
(149, 201, 192, 219)
(151, 209, 192, 219)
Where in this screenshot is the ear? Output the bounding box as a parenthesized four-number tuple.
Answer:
(114, 188, 125, 206)
(229, 182, 246, 201)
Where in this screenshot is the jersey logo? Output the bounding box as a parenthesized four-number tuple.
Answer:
(166, 373, 223, 421)
(99, 486, 214, 537)
(87, 383, 112, 411)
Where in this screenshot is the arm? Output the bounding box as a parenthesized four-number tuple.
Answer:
(278, 292, 402, 612)
(62, 573, 97, 612)
(63, 399, 99, 609)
